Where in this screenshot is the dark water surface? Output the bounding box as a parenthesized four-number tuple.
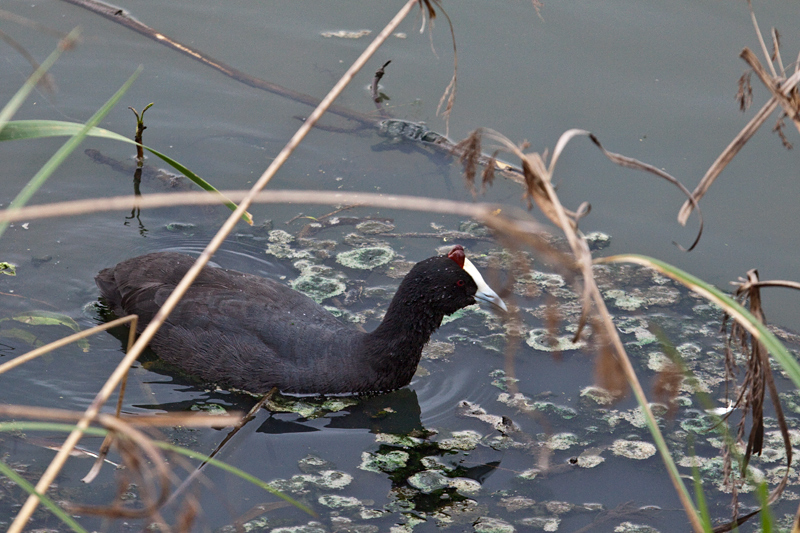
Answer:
(2, 0, 800, 531)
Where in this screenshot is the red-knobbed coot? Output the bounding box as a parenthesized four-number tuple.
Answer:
(96, 245, 506, 394)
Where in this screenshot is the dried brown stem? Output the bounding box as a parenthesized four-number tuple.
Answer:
(58, 0, 375, 127)
(741, 48, 800, 133)
(8, 2, 421, 530)
(678, 64, 800, 224)
(0, 315, 137, 376)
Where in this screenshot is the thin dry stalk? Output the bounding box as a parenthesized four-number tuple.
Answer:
(0, 405, 241, 428)
(165, 388, 277, 509)
(677, 61, 800, 224)
(722, 270, 792, 506)
(457, 127, 705, 533)
(0, 406, 240, 522)
(0, 8, 68, 38)
(0, 189, 546, 236)
(0, 315, 137, 376)
(430, 1, 458, 135)
(747, 0, 777, 79)
(7, 2, 421, 529)
(741, 47, 800, 133)
(772, 29, 785, 76)
(736, 72, 753, 112)
(0, 311, 137, 483)
(59, 0, 374, 127)
(586, 133, 703, 251)
(0, 29, 58, 95)
(65, 415, 171, 520)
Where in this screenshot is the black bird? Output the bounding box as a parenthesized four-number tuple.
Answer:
(96, 245, 506, 395)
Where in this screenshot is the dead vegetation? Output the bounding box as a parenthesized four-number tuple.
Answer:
(1, 0, 800, 531)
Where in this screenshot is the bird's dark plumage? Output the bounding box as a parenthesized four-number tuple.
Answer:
(96, 247, 505, 395)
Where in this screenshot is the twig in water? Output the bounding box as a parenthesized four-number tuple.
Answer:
(165, 388, 278, 509)
(58, 0, 375, 127)
(372, 60, 391, 103)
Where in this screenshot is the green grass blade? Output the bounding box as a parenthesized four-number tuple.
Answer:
(629, 378, 702, 527)
(597, 254, 800, 389)
(0, 120, 123, 142)
(0, 28, 81, 134)
(143, 147, 253, 225)
(0, 422, 313, 516)
(757, 482, 774, 532)
(0, 459, 88, 533)
(689, 444, 713, 533)
(155, 441, 315, 516)
(0, 67, 142, 239)
(0, 120, 252, 224)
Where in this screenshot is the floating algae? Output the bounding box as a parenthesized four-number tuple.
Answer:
(336, 246, 396, 270)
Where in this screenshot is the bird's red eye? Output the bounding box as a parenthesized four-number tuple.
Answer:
(456, 280, 465, 287)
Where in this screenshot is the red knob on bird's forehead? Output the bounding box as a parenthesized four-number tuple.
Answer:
(447, 245, 466, 268)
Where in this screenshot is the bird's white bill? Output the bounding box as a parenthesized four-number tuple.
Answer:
(463, 257, 508, 312)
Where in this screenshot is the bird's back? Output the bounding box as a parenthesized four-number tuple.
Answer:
(96, 252, 364, 393)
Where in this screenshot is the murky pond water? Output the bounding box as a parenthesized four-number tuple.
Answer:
(2, 0, 800, 531)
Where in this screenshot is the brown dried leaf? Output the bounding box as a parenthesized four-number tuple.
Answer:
(652, 360, 683, 419)
(723, 269, 792, 507)
(454, 130, 481, 196)
(771, 28, 781, 65)
(482, 150, 499, 192)
(587, 133, 703, 250)
(592, 320, 627, 400)
(737, 72, 753, 112)
(544, 295, 562, 361)
(419, 0, 437, 20)
(678, 66, 800, 225)
(773, 116, 793, 149)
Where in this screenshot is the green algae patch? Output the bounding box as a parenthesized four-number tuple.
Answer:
(356, 220, 395, 234)
(337, 246, 396, 270)
(577, 449, 605, 468)
(407, 470, 450, 493)
(439, 430, 482, 451)
(526, 329, 586, 352)
(318, 494, 363, 508)
(518, 517, 560, 531)
(189, 403, 228, 415)
(291, 273, 346, 303)
(580, 386, 614, 405)
(359, 450, 409, 473)
(545, 433, 580, 451)
(269, 523, 327, 533)
(265, 394, 357, 419)
(474, 516, 516, 533)
(613, 522, 660, 533)
(610, 440, 657, 460)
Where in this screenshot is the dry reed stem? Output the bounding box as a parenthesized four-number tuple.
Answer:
(741, 48, 800, 133)
(748, 0, 777, 79)
(164, 388, 277, 509)
(0, 407, 242, 521)
(0, 405, 241, 428)
(460, 127, 705, 533)
(725, 270, 792, 506)
(739, 280, 800, 291)
(678, 61, 800, 225)
(0, 315, 137, 376)
(525, 147, 706, 528)
(0, 189, 545, 233)
(771, 29, 785, 76)
(85, 316, 137, 483)
(0, 8, 68, 39)
(7, 2, 421, 529)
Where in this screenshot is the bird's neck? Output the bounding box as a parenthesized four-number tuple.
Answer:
(359, 294, 445, 390)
